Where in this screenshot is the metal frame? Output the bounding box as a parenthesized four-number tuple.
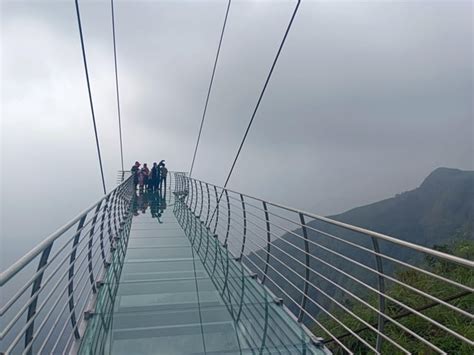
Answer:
(0, 175, 134, 355)
(2, 172, 473, 355)
(177, 175, 474, 354)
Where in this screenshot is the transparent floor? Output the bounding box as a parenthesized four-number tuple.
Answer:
(79, 192, 325, 355)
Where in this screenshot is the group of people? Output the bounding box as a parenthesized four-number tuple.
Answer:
(131, 160, 168, 192)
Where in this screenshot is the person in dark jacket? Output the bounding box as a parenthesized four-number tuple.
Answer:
(131, 161, 140, 189)
(150, 162, 160, 191)
(159, 163, 168, 193)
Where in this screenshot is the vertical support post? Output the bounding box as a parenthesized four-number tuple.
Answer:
(205, 182, 211, 227)
(239, 194, 247, 260)
(297, 213, 310, 323)
(223, 189, 231, 248)
(99, 196, 111, 264)
(107, 191, 117, 244)
(24, 243, 54, 354)
(173, 172, 178, 194)
(261, 201, 271, 284)
(193, 179, 199, 215)
(371, 237, 386, 352)
(184, 176, 190, 206)
(88, 201, 103, 293)
(198, 180, 204, 218)
(188, 177, 194, 210)
(168, 171, 172, 195)
(212, 186, 219, 235)
(112, 190, 120, 240)
(68, 214, 88, 340)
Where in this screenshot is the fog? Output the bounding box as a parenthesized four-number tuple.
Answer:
(1, 0, 472, 269)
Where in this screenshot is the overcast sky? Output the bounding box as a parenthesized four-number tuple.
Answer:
(1, 0, 473, 268)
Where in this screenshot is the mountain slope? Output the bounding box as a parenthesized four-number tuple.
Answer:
(247, 167, 473, 323)
(327, 167, 473, 246)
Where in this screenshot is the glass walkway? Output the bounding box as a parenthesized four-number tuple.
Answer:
(2, 173, 471, 354)
(78, 191, 324, 354)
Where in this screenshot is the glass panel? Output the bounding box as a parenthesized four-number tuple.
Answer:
(80, 193, 325, 355)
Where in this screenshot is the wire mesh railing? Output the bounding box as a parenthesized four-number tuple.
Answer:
(0, 176, 134, 355)
(173, 174, 474, 354)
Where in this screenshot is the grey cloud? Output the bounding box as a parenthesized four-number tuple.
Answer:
(1, 0, 472, 267)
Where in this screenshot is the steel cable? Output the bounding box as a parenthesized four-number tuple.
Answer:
(189, 0, 232, 177)
(75, 0, 107, 194)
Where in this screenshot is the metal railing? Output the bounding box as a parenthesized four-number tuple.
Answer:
(173, 174, 474, 354)
(173, 197, 324, 353)
(0, 176, 135, 355)
(1, 171, 472, 354)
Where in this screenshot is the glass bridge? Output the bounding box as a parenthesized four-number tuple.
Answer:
(79, 191, 322, 354)
(1, 172, 472, 354)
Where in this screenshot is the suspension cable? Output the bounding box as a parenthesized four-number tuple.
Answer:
(74, 0, 107, 194)
(111, 0, 125, 172)
(208, 0, 300, 222)
(189, 0, 232, 178)
(220, 0, 300, 191)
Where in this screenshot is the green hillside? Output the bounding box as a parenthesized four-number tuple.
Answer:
(248, 167, 473, 335)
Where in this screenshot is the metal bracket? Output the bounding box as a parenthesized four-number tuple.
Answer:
(310, 336, 325, 347)
(274, 298, 284, 306)
(95, 280, 105, 288)
(84, 310, 95, 321)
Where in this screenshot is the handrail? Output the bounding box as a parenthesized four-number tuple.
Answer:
(0, 174, 136, 355)
(2, 171, 471, 354)
(189, 177, 474, 268)
(0, 175, 133, 286)
(176, 175, 474, 354)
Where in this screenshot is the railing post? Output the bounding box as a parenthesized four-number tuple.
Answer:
(205, 182, 211, 227)
(168, 171, 172, 195)
(107, 191, 117, 245)
(239, 194, 247, 260)
(99, 195, 110, 265)
(224, 189, 231, 248)
(88, 201, 103, 293)
(193, 179, 199, 215)
(68, 214, 88, 340)
(371, 237, 386, 352)
(188, 177, 194, 210)
(198, 180, 204, 218)
(297, 213, 310, 323)
(173, 172, 179, 194)
(185, 176, 191, 206)
(111, 190, 120, 241)
(261, 201, 271, 284)
(212, 186, 219, 235)
(24, 243, 54, 354)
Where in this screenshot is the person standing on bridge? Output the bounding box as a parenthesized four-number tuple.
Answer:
(131, 161, 140, 189)
(141, 163, 150, 190)
(159, 162, 168, 193)
(150, 162, 160, 191)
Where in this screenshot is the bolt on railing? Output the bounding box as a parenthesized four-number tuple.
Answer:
(172, 174, 474, 355)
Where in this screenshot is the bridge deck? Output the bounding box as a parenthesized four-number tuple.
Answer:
(80, 192, 323, 354)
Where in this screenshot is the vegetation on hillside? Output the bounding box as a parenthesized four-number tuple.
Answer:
(312, 240, 474, 354)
